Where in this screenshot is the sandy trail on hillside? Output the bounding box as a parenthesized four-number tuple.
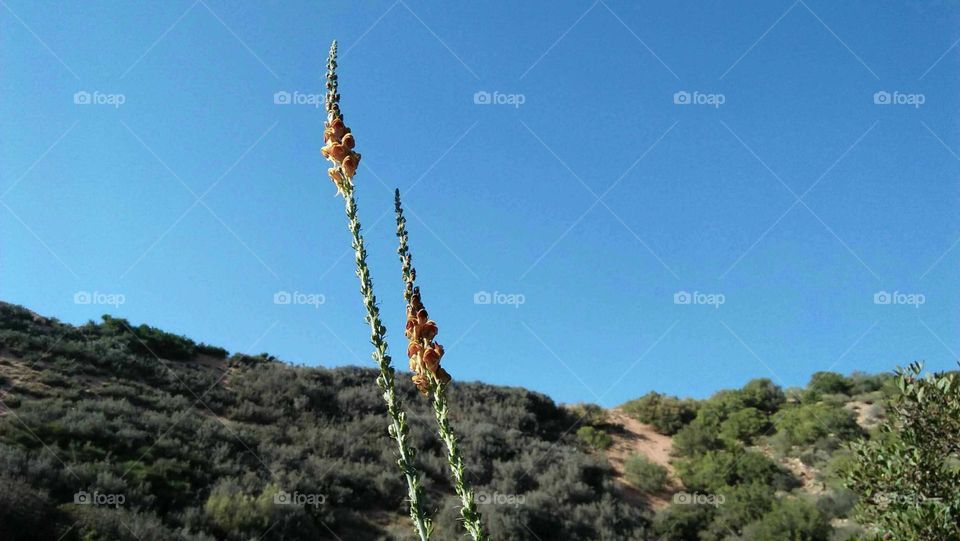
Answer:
(605, 408, 680, 510)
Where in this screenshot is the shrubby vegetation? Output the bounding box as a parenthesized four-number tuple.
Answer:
(623, 454, 667, 495)
(844, 363, 960, 541)
(0, 303, 647, 540)
(622, 392, 697, 435)
(3, 302, 955, 540)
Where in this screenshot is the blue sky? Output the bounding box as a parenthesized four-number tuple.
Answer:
(3, 1, 959, 406)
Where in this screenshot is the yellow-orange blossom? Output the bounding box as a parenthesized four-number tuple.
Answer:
(405, 284, 451, 394)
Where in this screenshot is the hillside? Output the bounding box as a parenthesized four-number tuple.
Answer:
(0, 302, 645, 540)
(0, 302, 900, 540)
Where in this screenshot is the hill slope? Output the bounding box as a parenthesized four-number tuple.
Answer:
(0, 302, 647, 540)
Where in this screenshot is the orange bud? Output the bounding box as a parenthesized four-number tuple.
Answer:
(342, 133, 355, 149)
(342, 153, 360, 177)
(329, 144, 348, 162)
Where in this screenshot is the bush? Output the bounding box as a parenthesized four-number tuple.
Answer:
(676, 448, 795, 493)
(622, 392, 697, 435)
(806, 372, 852, 399)
(566, 403, 607, 426)
(742, 497, 831, 541)
(720, 407, 769, 444)
(576, 426, 612, 451)
(623, 454, 667, 494)
(740, 378, 786, 413)
(654, 503, 715, 541)
(844, 363, 960, 541)
(773, 402, 862, 450)
(672, 418, 723, 457)
(196, 343, 229, 359)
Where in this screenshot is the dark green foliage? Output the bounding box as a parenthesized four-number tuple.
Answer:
(740, 378, 786, 413)
(576, 425, 612, 450)
(622, 392, 697, 435)
(196, 343, 229, 359)
(653, 503, 715, 541)
(675, 448, 797, 493)
(773, 402, 863, 451)
(0, 302, 647, 540)
(623, 454, 667, 494)
(719, 407, 769, 444)
(806, 371, 852, 400)
(742, 497, 832, 541)
(844, 363, 960, 541)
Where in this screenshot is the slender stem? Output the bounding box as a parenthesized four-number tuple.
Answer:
(429, 375, 488, 540)
(395, 190, 488, 540)
(342, 181, 432, 541)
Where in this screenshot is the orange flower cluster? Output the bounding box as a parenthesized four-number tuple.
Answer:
(405, 285, 451, 394)
(321, 115, 360, 196)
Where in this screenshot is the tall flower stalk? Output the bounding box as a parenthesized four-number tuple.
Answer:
(395, 190, 489, 541)
(322, 41, 432, 541)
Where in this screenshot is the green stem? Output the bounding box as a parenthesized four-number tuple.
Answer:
(343, 181, 432, 540)
(430, 375, 489, 540)
(395, 189, 488, 540)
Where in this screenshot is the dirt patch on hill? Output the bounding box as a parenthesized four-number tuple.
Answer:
(605, 408, 681, 510)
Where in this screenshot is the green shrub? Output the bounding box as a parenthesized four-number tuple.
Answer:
(740, 378, 786, 413)
(844, 363, 960, 541)
(576, 426, 612, 450)
(623, 454, 667, 494)
(566, 403, 608, 426)
(720, 407, 769, 444)
(672, 418, 724, 457)
(675, 448, 795, 493)
(773, 402, 862, 450)
(622, 392, 697, 435)
(196, 343, 229, 359)
(806, 372, 852, 400)
(654, 503, 715, 541)
(742, 497, 831, 541)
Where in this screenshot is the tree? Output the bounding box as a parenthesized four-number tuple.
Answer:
(844, 363, 960, 541)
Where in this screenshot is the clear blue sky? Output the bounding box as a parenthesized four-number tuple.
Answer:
(3, 1, 959, 406)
